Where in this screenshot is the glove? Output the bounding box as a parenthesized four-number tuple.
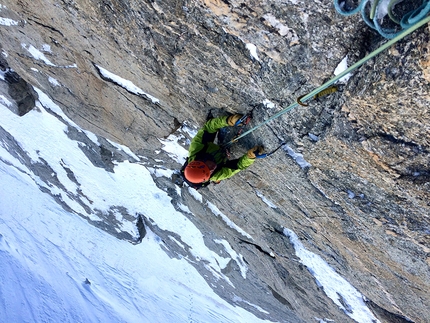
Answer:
(247, 146, 265, 159)
(227, 114, 244, 126)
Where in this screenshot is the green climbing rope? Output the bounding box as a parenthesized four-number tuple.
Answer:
(225, 15, 430, 146)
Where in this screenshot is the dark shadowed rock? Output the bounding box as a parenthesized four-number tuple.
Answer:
(0, 52, 38, 116)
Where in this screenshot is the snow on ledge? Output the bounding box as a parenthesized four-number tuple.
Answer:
(206, 200, 254, 240)
(283, 228, 380, 323)
(246, 43, 260, 61)
(22, 43, 55, 66)
(283, 145, 311, 169)
(0, 17, 18, 26)
(255, 190, 277, 209)
(95, 65, 160, 104)
(214, 239, 248, 279)
(262, 99, 275, 109)
(334, 55, 352, 83)
(159, 133, 189, 165)
(188, 188, 254, 240)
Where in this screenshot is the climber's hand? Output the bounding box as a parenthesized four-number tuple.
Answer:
(247, 146, 265, 159)
(227, 114, 244, 127)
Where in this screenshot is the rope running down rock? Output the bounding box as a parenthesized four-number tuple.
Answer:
(224, 14, 430, 147)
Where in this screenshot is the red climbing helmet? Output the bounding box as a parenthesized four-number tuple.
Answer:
(184, 161, 211, 184)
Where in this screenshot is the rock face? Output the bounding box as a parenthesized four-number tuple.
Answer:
(0, 0, 429, 322)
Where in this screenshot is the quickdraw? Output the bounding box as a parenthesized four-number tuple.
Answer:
(314, 85, 338, 99)
(222, 111, 253, 158)
(297, 85, 338, 107)
(231, 111, 253, 143)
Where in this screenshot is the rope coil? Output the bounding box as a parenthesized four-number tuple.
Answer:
(334, 0, 430, 38)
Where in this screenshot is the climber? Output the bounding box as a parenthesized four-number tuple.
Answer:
(180, 114, 264, 189)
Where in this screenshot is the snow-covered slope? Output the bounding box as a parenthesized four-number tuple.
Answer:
(0, 92, 270, 322)
(0, 87, 379, 322)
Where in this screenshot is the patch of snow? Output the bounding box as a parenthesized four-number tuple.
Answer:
(255, 190, 277, 209)
(309, 133, 319, 142)
(35, 89, 90, 138)
(95, 65, 160, 104)
(186, 179, 253, 242)
(214, 239, 248, 279)
(233, 295, 270, 314)
(347, 190, 355, 199)
(283, 228, 380, 323)
(0, 90, 277, 322)
(21, 43, 55, 66)
(246, 43, 260, 61)
(203, 263, 235, 288)
(181, 123, 198, 138)
(169, 235, 185, 249)
(283, 145, 311, 168)
(315, 318, 335, 323)
(334, 55, 352, 83)
(119, 215, 140, 236)
(263, 99, 275, 109)
(148, 167, 175, 178)
(42, 43, 52, 52)
(262, 13, 299, 44)
(0, 17, 18, 26)
(82, 130, 100, 146)
(105, 138, 140, 161)
(159, 133, 189, 165)
(0, 95, 12, 107)
(188, 186, 203, 202)
(178, 202, 192, 214)
(48, 76, 60, 86)
(206, 201, 253, 240)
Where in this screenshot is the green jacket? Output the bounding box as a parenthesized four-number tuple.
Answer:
(188, 116, 255, 182)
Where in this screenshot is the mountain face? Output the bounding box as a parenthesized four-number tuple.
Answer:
(1, 1, 429, 322)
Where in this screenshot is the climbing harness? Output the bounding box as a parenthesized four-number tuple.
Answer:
(232, 111, 253, 140)
(222, 14, 430, 147)
(334, 0, 430, 38)
(222, 110, 253, 152)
